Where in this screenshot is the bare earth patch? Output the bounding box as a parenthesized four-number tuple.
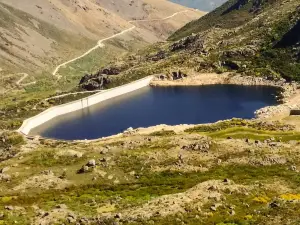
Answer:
(13, 173, 71, 192)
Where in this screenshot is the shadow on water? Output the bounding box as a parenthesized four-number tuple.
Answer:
(30, 85, 280, 140)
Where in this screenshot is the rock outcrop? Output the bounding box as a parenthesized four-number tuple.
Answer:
(170, 34, 204, 52)
(79, 67, 122, 90)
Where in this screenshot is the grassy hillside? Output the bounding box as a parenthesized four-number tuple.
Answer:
(2, 120, 300, 224)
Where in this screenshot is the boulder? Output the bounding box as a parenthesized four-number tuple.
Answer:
(79, 72, 110, 91)
(86, 159, 96, 167)
(4, 206, 14, 210)
(170, 34, 203, 52)
(0, 174, 11, 182)
(0, 167, 10, 173)
(100, 67, 120, 75)
(171, 71, 188, 80)
(147, 50, 166, 61)
(77, 165, 89, 174)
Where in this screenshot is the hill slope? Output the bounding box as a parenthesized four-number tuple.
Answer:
(0, 0, 203, 77)
(89, 0, 299, 89)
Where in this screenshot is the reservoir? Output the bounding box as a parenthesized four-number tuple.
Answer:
(30, 85, 279, 140)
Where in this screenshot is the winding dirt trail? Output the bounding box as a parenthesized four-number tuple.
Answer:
(16, 73, 37, 87)
(52, 10, 190, 79)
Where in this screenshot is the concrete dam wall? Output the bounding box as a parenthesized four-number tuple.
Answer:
(18, 76, 154, 135)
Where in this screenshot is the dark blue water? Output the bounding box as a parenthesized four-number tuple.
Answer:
(30, 85, 279, 140)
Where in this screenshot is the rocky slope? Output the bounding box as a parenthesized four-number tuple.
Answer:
(83, 0, 299, 90)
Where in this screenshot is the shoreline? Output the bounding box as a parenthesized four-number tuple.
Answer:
(151, 73, 300, 120)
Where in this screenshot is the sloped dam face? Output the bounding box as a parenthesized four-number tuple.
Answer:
(30, 85, 280, 140)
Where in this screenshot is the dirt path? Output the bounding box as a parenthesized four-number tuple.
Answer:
(16, 73, 37, 87)
(52, 10, 190, 79)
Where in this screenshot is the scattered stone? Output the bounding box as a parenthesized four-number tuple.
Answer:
(0, 167, 10, 173)
(87, 159, 96, 167)
(223, 178, 231, 184)
(41, 170, 54, 176)
(208, 185, 218, 191)
(114, 179, 120, 184)
(36, 210, 45, 216)
(127, 127, 133, 132)
(230, 210, 236, 215)
(100, 148, 109, 154)
(59, 171, 67, 179)
(115, 213, 122, 219)
(77, 166, 89, 174)
(129, 171, 136, 176)
(290, 165, 298, 172)
(4, 206, 14, 211)
(0, 213, 4, 219)
(181, 139, 211, 152)
(210, 205, 217, 211)
(270, 201, 280, 208)
(178, 154, 184, 164)
(0, 174, 11, 182)
(68, 212, 76, 219)
(99, 157, 107, 162)
(42, 212, 49, 218)
(56, 204, 67, 209)
(67, 216, 76, 223)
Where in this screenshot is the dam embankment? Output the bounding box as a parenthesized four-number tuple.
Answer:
(18, 76, 154, 136)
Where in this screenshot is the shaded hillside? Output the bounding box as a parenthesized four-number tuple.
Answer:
(169, 0, 280, 41)
(275, 20, 300, 48)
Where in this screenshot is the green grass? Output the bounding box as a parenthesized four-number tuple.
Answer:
(185, 121, 300, 141)
(2, 163, 298, 222)
(149, 130, 176, 137)
(205, 127, 300, 142)
(23, 150, 87, 167)
(185, 119, 293, 133)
